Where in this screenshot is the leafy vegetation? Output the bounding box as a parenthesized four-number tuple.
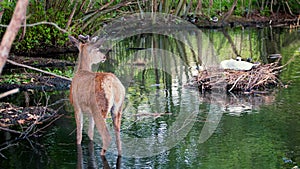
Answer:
(0, 74, 28, 85)
(0, 0, 299, 52)
(0, 67, 73, 85)
(45, 68, 74, 78)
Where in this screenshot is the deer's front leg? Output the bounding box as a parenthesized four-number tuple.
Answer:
(75, 108, 83, 144)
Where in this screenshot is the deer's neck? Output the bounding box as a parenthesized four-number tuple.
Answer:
(76, 54, 92, 72)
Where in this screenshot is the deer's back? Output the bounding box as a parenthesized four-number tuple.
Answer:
(70, 70, 125, 117)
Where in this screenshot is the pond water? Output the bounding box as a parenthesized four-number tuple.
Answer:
(1, 27, 300, 169)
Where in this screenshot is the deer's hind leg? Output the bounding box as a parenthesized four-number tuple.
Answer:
(87, 113, 95, 141)
(111, 105, 123, 156)
(92, 109, 111, 156)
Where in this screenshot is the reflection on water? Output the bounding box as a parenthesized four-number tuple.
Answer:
(77, 141, 121, 169)
(199, 91, 277, 116)
(0, 27, 299, 168)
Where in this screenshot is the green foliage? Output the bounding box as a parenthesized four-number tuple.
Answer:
(13, 25, 69, 51)
(260, 9, 271, 17)
(46, 68, 73, 78)
(0, 0, 75, 52)
(0, 0, 299, 53)
(0, 67, 73, 85)
(0, 74, 31, 85)
(0, 0, 16, 13)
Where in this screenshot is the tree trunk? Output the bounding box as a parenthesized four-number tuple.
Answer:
(196, 0, 202, 15)
(285, 1, 295, 16)
(163, 0, 170, 14)
(66, 0, 79, 29)
(270, 0, 274, 14)
(261, 0, 265, 11)
(247, 0, 251, 18)
(45, 0, 51, 11)
(174, 0, 186, 16)
(222, 0, 238, 22)
(183, 0, 193, 18)
(0, 0, 29, 74)
(209, 0, 213, 8)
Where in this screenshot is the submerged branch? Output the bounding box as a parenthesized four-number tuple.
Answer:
(0, 143, 18, 159)
(0, 126, 22, 134)
(0, 101, 64, 155)
(29, 114, 63, 138)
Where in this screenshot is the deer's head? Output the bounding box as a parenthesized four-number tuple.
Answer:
(69, 35, 106, 71)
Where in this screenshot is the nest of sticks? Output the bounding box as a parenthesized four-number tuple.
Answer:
(197, 61, 285, 92)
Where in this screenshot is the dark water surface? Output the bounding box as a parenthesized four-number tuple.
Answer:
(1, 27, 299, 169)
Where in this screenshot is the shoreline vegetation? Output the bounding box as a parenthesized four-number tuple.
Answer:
(5, 13, 299, 57)
(0, 0, 299, 53)
(194, 13, 300, 29)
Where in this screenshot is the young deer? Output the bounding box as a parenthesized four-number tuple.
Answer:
(69, 35, 125, 156)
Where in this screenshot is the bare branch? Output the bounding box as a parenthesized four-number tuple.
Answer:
(222, 0, 238, 22)
(29, 114, 63, 137)
(0, 88, 19, 99)
(285, 1, 295, 16)
(80, 0, 134, 31)
(196, 0, 203, 15)
(66, 0, 79, 29)
(0, 21, 68, 34)
(0, 126, 22, 134)
(100, 0, 115, 11)
(7, 59, 72, 81)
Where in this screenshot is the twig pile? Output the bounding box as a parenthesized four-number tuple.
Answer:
(0, 102, 63, 158)
(197, 62, 284, 92)
(0, 102, 59, 128)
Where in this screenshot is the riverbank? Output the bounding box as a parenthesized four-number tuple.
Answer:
(0, 56, 73, 92)
(191, 13, 300, 28)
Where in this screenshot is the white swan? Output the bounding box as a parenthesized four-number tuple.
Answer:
(220, 57, 258, 71)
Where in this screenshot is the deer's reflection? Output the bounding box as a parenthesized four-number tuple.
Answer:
(77, 141, 121, 169)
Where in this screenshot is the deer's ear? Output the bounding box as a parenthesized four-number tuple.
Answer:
(69, 35, 80, 49)
(78, 35, 90, 43)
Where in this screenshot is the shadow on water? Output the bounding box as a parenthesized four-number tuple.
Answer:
(0, 27, 300, 168)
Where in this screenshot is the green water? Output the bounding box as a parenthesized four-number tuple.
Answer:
(0, 27, 299, 169)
